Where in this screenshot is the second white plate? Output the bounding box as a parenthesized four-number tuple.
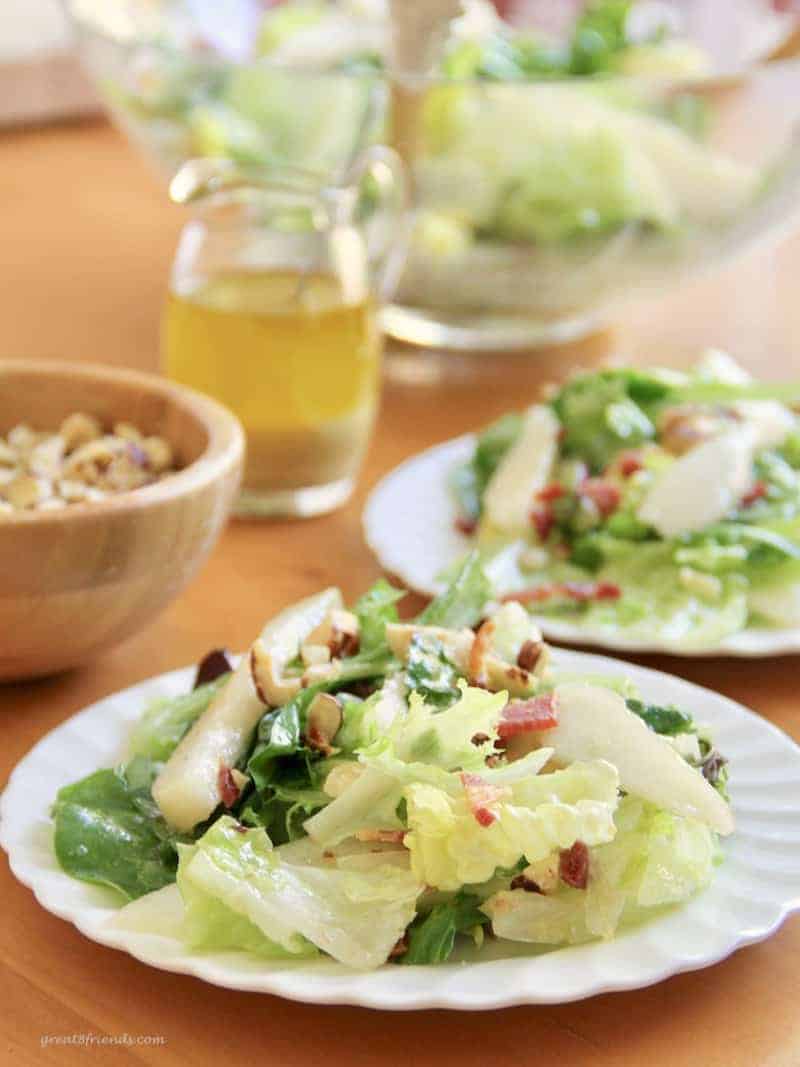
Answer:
(363, 435, 800, 658)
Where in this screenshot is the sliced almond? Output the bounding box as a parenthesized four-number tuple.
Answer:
(306, 693, 343, 755)
(250, 638, 302, 707)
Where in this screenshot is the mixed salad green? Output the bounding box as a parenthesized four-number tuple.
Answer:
(53, 557, 732, 970)
(453, 350, 800, 648)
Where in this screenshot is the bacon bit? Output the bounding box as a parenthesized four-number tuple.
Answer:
(217, 765, 241, 809)
(741, 480, 767, 508)
(454, 515, 478, 536)
(389, 935, 409, 959)
(594, 581, 622, 600)
(580, 478, 621, 517)
(355, 829, 407, 845)
(562, 580, 621, 602)
(516, 639, 543, 672)
(536, 483, 565, 503)
(498, 694, 559, 740)
(618, 452, 643, 478)
(469, 619, 495, 688)
(510, 874, 543, 894)
(503, 581, 621, 606)
(530, 504, 555, 542)
(501, 585, 556, 604)
(471, 732, 491, 746)
(461, 772, 511, 827)
(559, 841, 590, 889)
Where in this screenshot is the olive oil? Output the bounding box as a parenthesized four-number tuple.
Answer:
(163, 270, 382, 503)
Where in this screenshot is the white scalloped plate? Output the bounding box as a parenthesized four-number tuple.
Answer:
(363, 435, 800, 658)
(2, 655, 800, 1009)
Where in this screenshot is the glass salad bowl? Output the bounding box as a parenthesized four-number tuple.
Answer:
(65, 0, 800, 350)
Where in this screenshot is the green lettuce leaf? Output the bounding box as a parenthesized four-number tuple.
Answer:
(353, 578, 405, 654)
(626, 699, 695, 736)
(401, 891, 489, 965)
(403, 634, 462, 710)
(52, 756, 185, 900)
(418, 550, 490, 629)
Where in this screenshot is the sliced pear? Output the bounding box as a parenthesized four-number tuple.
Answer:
(637, 430, 755, 538)
(695, 348, 796, 450)
(542, 684, 733, 835)
(483, 405, 560, 535)
(153, 588, 343, 832)
(107, 884, 185, 938)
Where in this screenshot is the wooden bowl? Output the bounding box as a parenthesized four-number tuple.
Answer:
(0, 360, 245, 681)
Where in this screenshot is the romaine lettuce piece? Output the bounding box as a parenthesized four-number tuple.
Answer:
(177, 844, 317, 958)
(179, 817, 421, 968)
(404, 760, 619, 891)
(484, 795, 718, 945)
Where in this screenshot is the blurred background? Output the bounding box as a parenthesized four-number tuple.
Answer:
(5, 0, 800, 363)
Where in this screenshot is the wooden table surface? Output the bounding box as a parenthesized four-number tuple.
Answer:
(1, 119, 799, 1067)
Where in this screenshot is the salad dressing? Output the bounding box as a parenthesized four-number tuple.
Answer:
(163, 270, 381, 492)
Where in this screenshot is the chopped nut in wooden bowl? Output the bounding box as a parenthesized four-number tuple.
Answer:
(0, 415, 177, 514)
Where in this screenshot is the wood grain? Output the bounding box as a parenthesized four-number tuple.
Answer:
(1, 119, 799, 1066)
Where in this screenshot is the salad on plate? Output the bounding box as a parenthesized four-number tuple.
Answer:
(451, 350, 800, 651)
(52, 559, 733, 971)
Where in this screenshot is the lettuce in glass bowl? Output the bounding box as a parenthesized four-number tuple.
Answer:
(65, 0, 800, 348)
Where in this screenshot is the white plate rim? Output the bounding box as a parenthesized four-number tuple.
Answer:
(363, 434, 800, 658)
(2, 653, 800, 1010)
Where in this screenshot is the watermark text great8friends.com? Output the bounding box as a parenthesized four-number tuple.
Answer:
(41, 1033, 166, 1049)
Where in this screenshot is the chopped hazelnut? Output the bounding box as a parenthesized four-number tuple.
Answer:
(300, 642, 332, 668)
(113, 421, 143, 443)
(60, 412, 102, 452)
(142, 436, 174, 473)
(4, 474, 51, 510)
(306, 693, 343, 755)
